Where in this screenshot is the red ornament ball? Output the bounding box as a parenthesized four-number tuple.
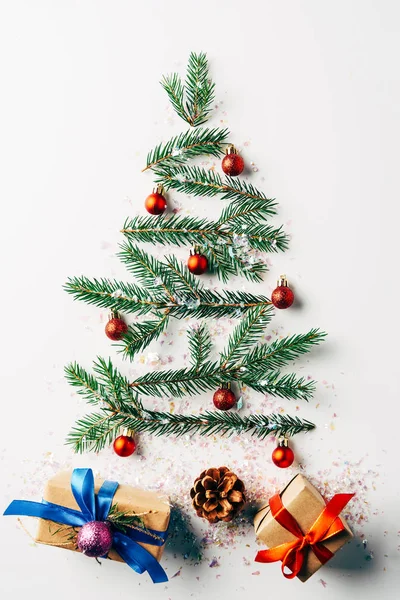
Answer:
(113, 434, 136, 457)
(213, 388, 236, 411)
(187, 253, 208, 275)
(272, 444, 294, 468)
(105, 316, 128, 341)
(145, 192, 167, 215)
(271, 277, 294, 309)
(222, 152, 244, 177)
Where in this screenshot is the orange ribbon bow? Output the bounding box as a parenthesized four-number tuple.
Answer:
(255, 492, 354, 579)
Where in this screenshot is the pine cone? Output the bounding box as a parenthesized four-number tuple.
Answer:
(190, 466, 246, 523)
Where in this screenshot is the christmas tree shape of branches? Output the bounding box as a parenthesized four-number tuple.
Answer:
(65, 52, 326, 450)
(136, 53, 290, 280)
(65, 53, 290, 357)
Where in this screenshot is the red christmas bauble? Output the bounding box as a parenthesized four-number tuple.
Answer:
(145, 192, 167, 215)
(272, 444, 294, 468)
(271, 276, 294, 309)
(113, 434, 136, 457)
(105, 316, 128, 341)
(213, 388, 236, 411)
(222, 152, 244, 177)
(187, 253, 208, 275)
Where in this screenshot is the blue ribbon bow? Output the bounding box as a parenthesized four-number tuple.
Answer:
(4, 468, 168, 583)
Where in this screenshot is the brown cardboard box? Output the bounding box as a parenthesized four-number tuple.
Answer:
(254, 474, 353, 582)
(35, 470, 170, 563)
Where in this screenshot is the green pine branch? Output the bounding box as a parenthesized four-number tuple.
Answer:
(65, 360, 141, 453)
(91, 357, 134, 409)
(184, 51, 215, 126)
(122, 201, 281, 241)
(64, 264, 273, 360)
(121, 214, 288, 283)
(161, 52, 215, 127)
(240, 371, 316, 401)
(220, 305, 274, 367)
(188, 323, 212, 370)
(67, 406, 315, 453)
(68, 412, 126, 453)
(130, 360, 222, 397)
(163, 254, 201, 296)
(65, 358, 316, 453)
(65, 274, 271, 318)
(143, 127, 229, 172)
(64, 276, 165, 316)
(205, 242, 265, 283)
(118, 314, 170, 360)
(129, 360, 315, 401)
(216, 196, 278, 226)
(107, 504, 147, 535)
(126, 318, 324, 400)
(242, 329, 327, 371)
(154, 164, 277, 212)
(65, 257, 271, 322)
(133, 410, 314, 440)
(160, 72, 190, 124)
(65, 362, 108, 406)
(117, 242, 175, 299)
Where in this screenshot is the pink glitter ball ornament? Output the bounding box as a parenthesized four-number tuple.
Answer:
(77, 520, 113, 558)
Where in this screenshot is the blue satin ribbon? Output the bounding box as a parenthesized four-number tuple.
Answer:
(4, 468, 168, 583)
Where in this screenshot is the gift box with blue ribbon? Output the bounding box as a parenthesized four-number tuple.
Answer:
(4, 468, 170, 583)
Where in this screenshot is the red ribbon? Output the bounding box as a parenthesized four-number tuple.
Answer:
(255, 492, 354, 579)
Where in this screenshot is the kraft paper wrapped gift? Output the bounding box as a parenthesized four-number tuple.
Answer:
(35, 470, 170, 564)
(254, 473, 353, 582)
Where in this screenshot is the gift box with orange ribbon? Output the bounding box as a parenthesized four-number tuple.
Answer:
(254, 474, 354, 582)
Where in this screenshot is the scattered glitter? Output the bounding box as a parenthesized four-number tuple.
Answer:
(209, 557, 220, 568)
(171, 569, 182, 578)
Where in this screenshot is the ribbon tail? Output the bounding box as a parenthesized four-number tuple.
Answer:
(41, 500, 86, 520)
(308, 493, 355, 545)
(3, 499, 87, 527)
(281, 546, 307, 579)
(114, 532, 168, 584)
(311, 542, 334, 565)
(255, 540, 299, 564)
(255, 542, 306, 579)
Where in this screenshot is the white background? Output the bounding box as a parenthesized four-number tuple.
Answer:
(1, 1, 399, 599)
